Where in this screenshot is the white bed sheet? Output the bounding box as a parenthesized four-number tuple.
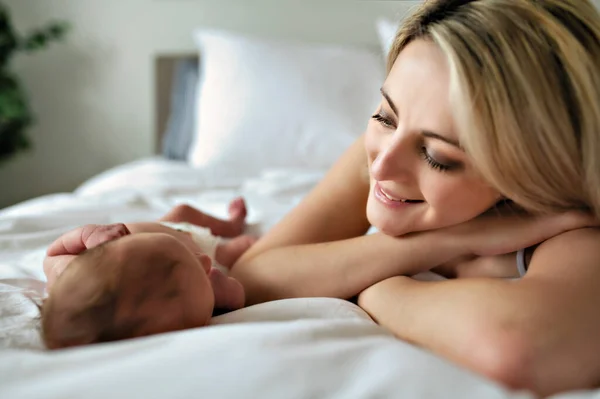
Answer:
(0, 158, 595, 399)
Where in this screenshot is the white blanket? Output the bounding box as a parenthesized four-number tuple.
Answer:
(0, 158, 592, 398)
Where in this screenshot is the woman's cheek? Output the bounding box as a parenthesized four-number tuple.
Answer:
(364, 127, 379, 162)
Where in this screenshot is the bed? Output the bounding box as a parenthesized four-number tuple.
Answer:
(0, 26, 595, 399)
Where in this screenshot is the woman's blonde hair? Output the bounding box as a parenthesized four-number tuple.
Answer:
(389, 0, 600, 216)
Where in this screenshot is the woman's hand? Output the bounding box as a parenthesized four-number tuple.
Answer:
(429, 207, 596, 279)
(444, 207, 597, 257)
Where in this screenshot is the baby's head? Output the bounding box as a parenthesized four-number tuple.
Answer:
(41, 233, 215, 349)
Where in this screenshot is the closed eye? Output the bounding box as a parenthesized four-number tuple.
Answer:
(420, 146, 461, 172)
(371, 113, 395, 129)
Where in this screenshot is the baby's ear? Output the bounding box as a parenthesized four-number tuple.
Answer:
(195, 253, 212, 273)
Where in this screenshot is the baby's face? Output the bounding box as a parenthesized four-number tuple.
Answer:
(47, 233, 215, 345)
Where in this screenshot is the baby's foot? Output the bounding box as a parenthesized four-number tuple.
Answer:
(215, 235, 257, 268)
(227, 197, 247, 236)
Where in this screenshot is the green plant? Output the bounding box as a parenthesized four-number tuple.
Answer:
(0, 3, 69, 163)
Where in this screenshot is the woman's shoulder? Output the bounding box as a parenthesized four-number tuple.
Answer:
(237, 135, 371, 261)
(529, 227, 600, 275)
(537, 227, 600, 250)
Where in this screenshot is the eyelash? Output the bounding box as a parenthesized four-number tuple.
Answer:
(371, 113, 394, 128)
(371, 112, 453, 173)
(420, 147, 451, 172)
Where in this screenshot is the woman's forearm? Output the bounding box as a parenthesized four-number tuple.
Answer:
(356, 276, 551, 393)
(231, 231, 462, 305)
(358, 230, 600, 396)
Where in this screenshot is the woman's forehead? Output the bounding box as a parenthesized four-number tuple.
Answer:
(385, 39, 459, 143)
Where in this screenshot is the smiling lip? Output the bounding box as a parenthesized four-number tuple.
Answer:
(374, 182, 423, 208)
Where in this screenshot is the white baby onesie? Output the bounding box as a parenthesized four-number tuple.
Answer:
(160, 221, 222, 264)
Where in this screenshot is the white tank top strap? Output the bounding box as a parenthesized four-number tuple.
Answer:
(516, 248, 528, 277)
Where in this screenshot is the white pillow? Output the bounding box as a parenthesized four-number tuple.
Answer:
(376, 18, 399, 57)
(187, 29, 384, 185)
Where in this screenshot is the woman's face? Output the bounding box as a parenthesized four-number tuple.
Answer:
(365, 39, 501, 237)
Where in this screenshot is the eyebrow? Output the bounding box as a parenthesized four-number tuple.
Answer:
(422, 131, 462, 149)
(380, 87, 398, 116)
(380, 87, 462, 150)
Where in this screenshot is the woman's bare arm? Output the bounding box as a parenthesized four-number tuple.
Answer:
(231, 135, 463, 304)
(238, 135, 372, 256)
(358, 227, 600, 396)
(232, 133, 596, 305)
(233, 231, 460, 305)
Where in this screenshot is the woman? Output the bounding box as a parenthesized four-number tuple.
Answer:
(231, 0, 600, 395)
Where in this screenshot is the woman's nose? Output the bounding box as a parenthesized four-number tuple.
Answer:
(370, 130, 414, 183)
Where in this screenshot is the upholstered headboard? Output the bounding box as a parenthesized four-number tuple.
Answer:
(154, 53, 198, 154)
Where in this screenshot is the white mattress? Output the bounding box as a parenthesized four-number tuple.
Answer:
(0, 158, 593, 398)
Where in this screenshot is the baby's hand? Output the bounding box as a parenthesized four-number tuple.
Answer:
(215, 235, 257, 268)
(46, 223, 130, 257)
(44, 224, 130, 290)
(208, 268, 245, 311)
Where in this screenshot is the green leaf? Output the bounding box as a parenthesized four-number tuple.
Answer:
(21, 21, 70, 52)
(0, 4, 71, 163)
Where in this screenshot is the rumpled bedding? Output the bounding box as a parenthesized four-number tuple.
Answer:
(0, 158, 590, 398)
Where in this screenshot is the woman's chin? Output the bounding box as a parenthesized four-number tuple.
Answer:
(367, 206, 413, 237)
(376, 225, 407, 237)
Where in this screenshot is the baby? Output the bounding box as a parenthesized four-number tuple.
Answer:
(41, 198, 255, 350)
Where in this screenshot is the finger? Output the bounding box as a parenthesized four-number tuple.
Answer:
(46, 226, 89, 256)
(47, 224, 131, 257)
(224, 277, 245, 310)
(558, 211, 598, 230)
(208, 268, 245, 310)
(84, 223, 130, 249)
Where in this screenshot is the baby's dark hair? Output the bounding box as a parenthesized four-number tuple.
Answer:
(41, 243, 181, 349)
